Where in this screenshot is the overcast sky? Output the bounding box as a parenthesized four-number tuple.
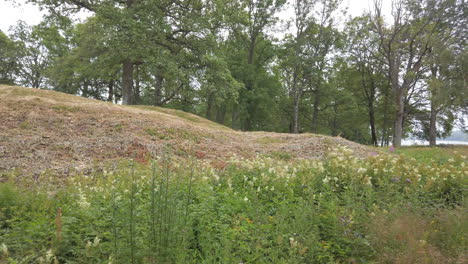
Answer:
(0, 0, 393, 33)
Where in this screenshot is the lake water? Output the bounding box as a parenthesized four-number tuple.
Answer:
(402, 139, 468, 146)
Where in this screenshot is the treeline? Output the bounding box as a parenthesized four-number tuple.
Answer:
(0, 0, 466, 146)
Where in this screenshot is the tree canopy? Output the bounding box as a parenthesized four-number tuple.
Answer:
(3, 0, 467, 145)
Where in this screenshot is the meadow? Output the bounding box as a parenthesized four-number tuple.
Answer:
(0, 146, 466, 263)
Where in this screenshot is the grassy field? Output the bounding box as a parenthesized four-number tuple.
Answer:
(0, 146, 466, 263)
(396, 145, 468, 164)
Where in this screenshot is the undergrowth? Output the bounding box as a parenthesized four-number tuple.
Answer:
(0, 147, 466, 263)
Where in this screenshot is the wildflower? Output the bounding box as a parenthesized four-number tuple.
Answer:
(45, 249, 54, 262)
(364, 176, 372, 186)
(289, 237, 298, 248)
(244, 197, 249, 202)
(322, 177, 330, 184)
(391, 177, 400, 182)
(357, 167, 367, 174)
(77, 190, 90, 209)
(93, 236, 101, 246)
(344, 148, 354, 155)
(1, 243, 8, 256)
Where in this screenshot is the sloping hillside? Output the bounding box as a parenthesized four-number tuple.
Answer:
(0, 85, 375, 176)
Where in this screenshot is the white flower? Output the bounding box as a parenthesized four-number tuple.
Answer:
(323, 177, 330, 184)
(357, 168, 367, 174)
(93, 236, 101, 246)
(1, 243, 8, 256)
(364, 176, 372, 186)
(244, 197, 249, 202)
(45, 249, 54, 262)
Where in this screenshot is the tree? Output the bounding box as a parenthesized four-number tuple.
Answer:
(370, 0, 455, 147)
(346, 15, 391, 146)
(0, 30, 18, 85)
(278, 0, 342, 133)
(227, 0, 285, 130)
(10, 21, 51, 88)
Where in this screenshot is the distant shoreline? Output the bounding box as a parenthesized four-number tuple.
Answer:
(402, 140, 468, 146)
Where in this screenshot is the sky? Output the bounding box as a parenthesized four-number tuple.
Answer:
(0, 0, 392, 33)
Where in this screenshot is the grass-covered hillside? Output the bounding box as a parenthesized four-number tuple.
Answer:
(0, 85, 373, 178)
(0, 86, 466, 263)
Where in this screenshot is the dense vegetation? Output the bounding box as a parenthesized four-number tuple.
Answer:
(0, 147, 466, 263)
(0, 0, 466, 146)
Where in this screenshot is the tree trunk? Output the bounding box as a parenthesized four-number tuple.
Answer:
(369, 103, 378, 146)
(134, 65, 140, 104)
(122, 59, 134, 105)
(311, 91, 320, 133)
(231, 108, 240, 130)
(292, 94, 300, 133)
(216, 105, 226, 124)
(242, 35, 257, 131)
(107, 81, 114, 102)
(380, 83, 390, 147)
(154, 69, 163, 106)
(429, 100, 437, 146)
(389, 55, 403, 148)
(393, 88, 404, 148)
(206, 94, 213, 120)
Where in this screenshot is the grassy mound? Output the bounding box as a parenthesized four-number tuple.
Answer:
(0, 85, 375, 178)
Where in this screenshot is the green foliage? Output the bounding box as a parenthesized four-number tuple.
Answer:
(0, 30, 18, 85)
(1, 147, 466, 263)
(5, 0, 465, 142)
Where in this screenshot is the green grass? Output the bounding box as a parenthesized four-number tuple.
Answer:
(130, 105, 231, 131)
(396, 145, 468, 164)
(52, 105, 81, 113)
(256, 137, 284, 145)
(0, 147, 466, 263)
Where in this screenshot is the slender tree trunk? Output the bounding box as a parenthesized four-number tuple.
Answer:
(154, 69, 163, 106)
(380, 83, 390, 147)
(429, 100, 437, 146)
(331, 103, 338, 136)
(206, 94, 213, 120)
(216, 105, 226, 124)
(122, 59, 134, 105)
(389, 55, 404, 148)
(369, 103, 378, 146)
(231, 108, 240, 130)
(242, 35, 257, 131)
(393, 88, 404, 148)
(311, 90, 320, 133)
(134, 65, 140, 104)
(107, 81, 114, 102)
(293, 93, 301, 133)
(429, 67, 439, 146)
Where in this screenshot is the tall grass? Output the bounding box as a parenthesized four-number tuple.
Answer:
(0, 147, 466, 263)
